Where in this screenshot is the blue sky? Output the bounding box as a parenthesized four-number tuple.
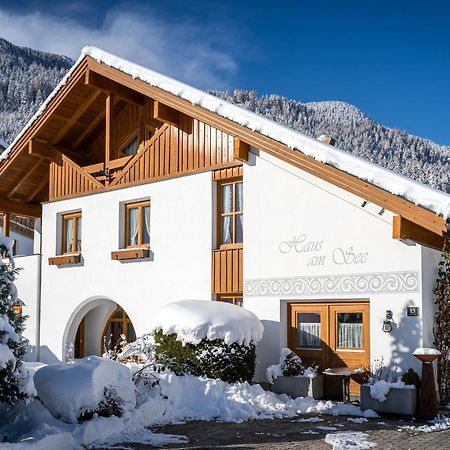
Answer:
(0, 0, 449, 145)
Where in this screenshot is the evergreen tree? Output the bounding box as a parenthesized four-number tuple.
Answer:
(0, 237, 28, 405)
(433, 238, 450, 404)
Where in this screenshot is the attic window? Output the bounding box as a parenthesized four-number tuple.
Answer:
(121, 137, 139, 156)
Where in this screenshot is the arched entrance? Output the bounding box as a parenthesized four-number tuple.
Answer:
(64, 297, 136, 360)
(101, 306, 136, 355)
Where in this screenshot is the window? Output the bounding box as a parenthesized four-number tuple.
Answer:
(102, 307, 136, 352)
(125, 200, 150, 248)
(217, 295, 243, 307)
(62, 212, 82, 254)
(121, 137, 139, 156)
(218, 178, 243, 247)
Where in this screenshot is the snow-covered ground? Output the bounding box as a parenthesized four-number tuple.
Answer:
(0, 361, 378, 449)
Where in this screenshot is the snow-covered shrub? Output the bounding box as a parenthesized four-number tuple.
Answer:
(401, 368, 421, 390)
(0, 237, 29, 405)
(154, 331, 257, 382)
(266, 348, 318, 384)
(151, 300, 263, 383)
(34, 356, 136, 423)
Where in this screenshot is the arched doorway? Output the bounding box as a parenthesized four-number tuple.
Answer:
(101, 306, 136, 354)
(65, 298, 136, 360)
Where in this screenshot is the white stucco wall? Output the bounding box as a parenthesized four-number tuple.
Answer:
(39, 171, 213, 361)
(11, 254, 41, 361)
(243, 150, 435, 381)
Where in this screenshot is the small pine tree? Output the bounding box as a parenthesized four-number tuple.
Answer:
(0, 238, 28, 405)
(433, 238, 450, 404)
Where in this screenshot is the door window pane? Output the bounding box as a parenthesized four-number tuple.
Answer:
(298, 312, 321, 348)
(236, 182, 243, 212)
(222, 215, 233, 244)
(337, 313, 363, 348)
(235, 214, 243, 243)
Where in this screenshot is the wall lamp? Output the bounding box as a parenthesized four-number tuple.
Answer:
(382, 310, 393, 333)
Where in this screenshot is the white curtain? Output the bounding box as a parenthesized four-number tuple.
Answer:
(76, 217, 82, 252)
(129, 208, 139, 246)
(222, 184, 233, 244)
(236, 182, 243, 212)
(338, 323, 363, 348)
(299, 323, 321, 348)
(143, 206, 151, 244)
(65, 218, 73, 253)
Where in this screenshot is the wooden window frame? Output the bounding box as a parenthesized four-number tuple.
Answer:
(124, 200, 151, 248)
(216, 294, 243, 307)
(217, 177, 243, 249)
(61, 211, 82, 255)
(101, 306, 135, 350)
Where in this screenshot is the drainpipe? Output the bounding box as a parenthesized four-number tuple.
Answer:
(34, 218, 43, 362)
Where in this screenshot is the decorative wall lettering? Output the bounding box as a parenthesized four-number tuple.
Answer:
(244, 271, 420, 297)
(278, 234, 368, 267)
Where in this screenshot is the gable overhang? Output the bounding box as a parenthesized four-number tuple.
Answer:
(0, 53, 447, 244)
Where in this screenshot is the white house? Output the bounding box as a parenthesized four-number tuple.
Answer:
(0, 47, 448, 396)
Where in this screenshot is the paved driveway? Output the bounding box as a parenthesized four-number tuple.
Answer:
(122, 415, 450, 449)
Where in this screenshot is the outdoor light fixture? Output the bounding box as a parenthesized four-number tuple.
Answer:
(382, 310, 393, 333)
(378, 207, 385, 216)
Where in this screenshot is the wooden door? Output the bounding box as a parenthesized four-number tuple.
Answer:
(329, 303, 370, 396)
(288, 302, 370, 398)
(289, 304, 330, 375)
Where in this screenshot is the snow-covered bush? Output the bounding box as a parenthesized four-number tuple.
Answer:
(266, 348, 318, 384)
(34, 356, 136, 423)
(0, 237, 29, 405)
(151, 300, 263, 383)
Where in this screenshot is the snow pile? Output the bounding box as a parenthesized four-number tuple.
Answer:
(151, 300, 263, 346)
(266, 347, 317, 383)
(398, 416, 450, 433)
(413, 347, 441, 356)
(325, 431, 377, 449)
(347, 417, 368, 424)
(135, 369, 377, 423)
(33, 356, 136, 423)
(0, 236, 15, 265)
(368, 380, 414, 402)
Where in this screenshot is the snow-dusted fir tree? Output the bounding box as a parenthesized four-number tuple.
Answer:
(433, 238, 450, 404)
(0, 237, 28, 404)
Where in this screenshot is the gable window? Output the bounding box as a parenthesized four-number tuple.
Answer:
(121, 137, 139, 156)
(62, 212, 82, 254)
(219, 178, 243, 247)
(125, 200, 150, 247)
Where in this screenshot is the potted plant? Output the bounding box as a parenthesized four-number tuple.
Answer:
(266, 348, 323, 399)
(360, 360, 419, 416)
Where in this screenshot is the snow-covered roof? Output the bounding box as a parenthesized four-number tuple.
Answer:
(1, 46, 449, 218)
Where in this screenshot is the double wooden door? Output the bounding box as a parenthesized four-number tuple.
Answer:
(288, 302, 370, 397)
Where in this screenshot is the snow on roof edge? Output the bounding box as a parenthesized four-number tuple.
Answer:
(2, 46, 449, 219)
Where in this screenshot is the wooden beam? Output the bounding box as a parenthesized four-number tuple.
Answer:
(7, 159, 43, 199)
(153, 100, 180, 127)
(3, 212, 10, 237)
(105, 94, 113, 183)
(27, 174, 49, 202)
(234, 138, 250, 162)
(52, 89, 102, 144)
(72, 110, 105, 150)
(28, 139, 59, 160)
(0, 199, 41, 218)
(393, 216, 445, 251)
(85, 69, 144, 105)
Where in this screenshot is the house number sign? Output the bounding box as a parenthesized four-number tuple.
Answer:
(278, 233, 369, 268)
(407, 306, 419, 317)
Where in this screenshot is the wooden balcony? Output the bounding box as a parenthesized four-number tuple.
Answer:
(212, 247, 243, 294)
